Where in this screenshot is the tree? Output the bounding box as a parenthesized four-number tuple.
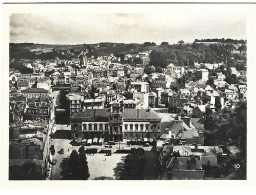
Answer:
(78, 146, 85, 153)
(225, 74, 239, 84)
(10, 61, 33, 74)
(122, 148, 145, 180)
(215, 96, 222, 112)
(144, 65, 152, 75)
(155, 66, 163, 73)
(79, 152, 90, 179)
(160, 42, 169, 46)
(143, 42, 156, 47)
(178, 40, 184, 45)
(69, 150, 80, 179)
(238, 44, 247, 55)
(149, 50, 168, 68)
(133, 57, 142, 65)
(206, 77, 214, 86)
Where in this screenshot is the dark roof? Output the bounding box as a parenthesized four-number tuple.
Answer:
(71, 109, 110, 122)
(22, 88, 49, 93)
(122, 108, 160, 121)
(188, 81, 198, 87)
(71, 108, 161, 122)
(196, 83, 208, 89)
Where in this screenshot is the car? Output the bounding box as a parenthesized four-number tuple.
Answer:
(70, 140, 81, 146)
(59, 149, 64, 154)
(105, 145, 112, 148)
(87, 139, 92, 146)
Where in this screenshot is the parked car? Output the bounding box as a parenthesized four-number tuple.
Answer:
(81, 139, 87, 146)
(87, 139, 92, 146)
(105, 145, 112, 148)
(70, 140, 80, 146)
(93, 138, 98, 145)
(98, 138, 104, 145)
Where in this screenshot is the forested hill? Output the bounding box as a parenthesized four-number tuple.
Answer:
(10, 39, 246, 68)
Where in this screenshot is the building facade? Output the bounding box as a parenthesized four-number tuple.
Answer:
(70, 107, 161, 143)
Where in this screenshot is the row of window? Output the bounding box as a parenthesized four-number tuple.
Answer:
(124, 124, 149, 131)
(82, 124, 108, 131)
(74, 123, 156, 132)
(71, 100, 80, 104)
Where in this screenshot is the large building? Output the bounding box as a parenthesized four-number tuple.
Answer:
(66, 93, 83, 116)
(70, 107, 161, 143)
(130, 81, 149, 93)
(21, 88, 50, 99)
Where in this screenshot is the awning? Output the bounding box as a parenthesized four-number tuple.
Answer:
(87, 139, 92, 143)
(93, 138, 98, 142)
(131, 138, 136, 142)
(99, 138, 104, 142)
(144, 138, 148, 142)
(149, 138, 154, 142)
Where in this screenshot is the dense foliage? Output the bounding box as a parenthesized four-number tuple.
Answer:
(121, 148, 145, 180)
(68, 149, 89, 180)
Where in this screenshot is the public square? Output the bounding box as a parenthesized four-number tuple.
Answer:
(49, 125, 158, 180)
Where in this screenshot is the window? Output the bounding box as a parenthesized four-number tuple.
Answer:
(135, 124, 138, 131)
(140, 124, 144, 131)
(99, 124, 103, 131)
(94, 124, 97, 131)
(145, 124, 149, 130)
(89, 124, 92, 131)
(105, 124, 108, 130)
(130, 124, 133, 131)
(83, 124, 87, 130)
(124, 124, 128, 130)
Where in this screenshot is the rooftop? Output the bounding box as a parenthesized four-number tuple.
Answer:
(21, 88, 49, 93)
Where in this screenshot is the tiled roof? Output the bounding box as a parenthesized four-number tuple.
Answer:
(188, 81, 198, 87)
(71, 109, 110, 122)
(196, 83, 208, 89)
(19, 138, 43, 146)
(122, 108, 160, 121)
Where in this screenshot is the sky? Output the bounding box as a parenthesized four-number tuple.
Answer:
(9, 4, 247, 45)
